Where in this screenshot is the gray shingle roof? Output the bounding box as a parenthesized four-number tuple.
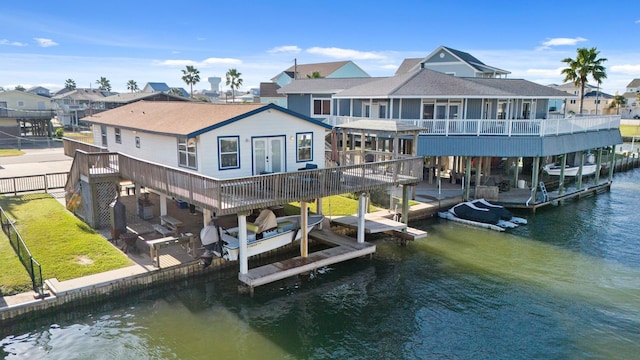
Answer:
(278, 77, 381, 95)
(626, 78, 640, 88)
(259, 82, 284, 98)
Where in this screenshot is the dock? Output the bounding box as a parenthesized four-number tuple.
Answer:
(237, 229, 376, 294)
(330, 213, 428, 242)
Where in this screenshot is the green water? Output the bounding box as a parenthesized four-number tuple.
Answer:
(2, 170, 640, 359)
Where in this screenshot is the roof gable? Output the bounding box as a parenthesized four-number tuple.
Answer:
(412, 46, 510, 76)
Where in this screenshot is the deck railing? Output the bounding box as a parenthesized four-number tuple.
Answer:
(62, 136, 107, 157)
(64, 142, 423, 216)
(0, 172, 68, 195)
(324, 115, 620, 137)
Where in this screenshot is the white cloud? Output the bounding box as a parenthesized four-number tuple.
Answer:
(33, 38, 58, 47)
(155, 59, 196, 67)
(611, 64, 640, 75)
(306, 47, 388, 60)
(537, 37, 587, 50)
(636, 19, 640, 24)
(0, 39, 27, 46)
(268, 45, 301, 54)
(201, 57, 242, 66)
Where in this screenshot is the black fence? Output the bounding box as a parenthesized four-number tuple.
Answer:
(0, 206, 44, 296)
(0, 172, 68, 195)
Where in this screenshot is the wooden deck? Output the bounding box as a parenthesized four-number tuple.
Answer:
(330, 213, 427, 242)
(238, 229, 376, 292)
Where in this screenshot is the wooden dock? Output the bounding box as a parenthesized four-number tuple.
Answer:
(238, 229, 376, 294)
(330, 213, 427, 242)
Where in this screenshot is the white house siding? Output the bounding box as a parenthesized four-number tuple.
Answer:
(196, 110, 327, 178)
(93, 127, 180, 167)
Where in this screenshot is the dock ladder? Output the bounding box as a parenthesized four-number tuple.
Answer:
(539, 182, 549, 202)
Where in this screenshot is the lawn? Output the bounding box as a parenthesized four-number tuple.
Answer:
(0, 149, 25, 157)
(0, 194, 132, 295)
(620, 124, 640, 137)
(0, 232, 32, 295)
(284, 194, 383, 216)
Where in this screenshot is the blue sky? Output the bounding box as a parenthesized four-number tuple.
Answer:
(1, 0, 639, 95)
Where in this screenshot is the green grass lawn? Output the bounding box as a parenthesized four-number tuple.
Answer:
(0, 149, 25, 157)
(284, 194, 383, 216)
(0, 232, 32, 295)
(0, 194, 132, 295)
(620, 124, 640, 137)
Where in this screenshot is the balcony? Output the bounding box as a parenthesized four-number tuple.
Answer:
(0, 109, 54, 120)
(324, 115, 621, 137)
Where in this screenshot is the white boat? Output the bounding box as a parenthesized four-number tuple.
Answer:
(220, 214, 324, 261)
(543, 163, 597, 176)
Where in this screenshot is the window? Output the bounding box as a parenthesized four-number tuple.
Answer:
(17, 101, 24, 107)
(422, 104, 434, 119)
(296, 132, 313, 162)
(570, 100, 576, 104)
(100, 125, 107, 146)
(135, 136, 140, 148)
(115, 128, 121, 144)
(178, 137, 197, 169)
(313, 98, 331, 116)
(218, 136, 239, 170)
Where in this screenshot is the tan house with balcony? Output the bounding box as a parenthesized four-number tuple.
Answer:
(0, 90, 53, 139)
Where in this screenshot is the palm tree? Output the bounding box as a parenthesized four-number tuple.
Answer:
(609, 93, 627, 115)
(64, 79, 76, 90)
(306, 71, 322, 79)
(168, 88, 184, 97)
(181, 65, 200, 97)
(561, 47, 607, 114)
(126, 80, 139, 93)
(225, 68, 243, 103)
(96, 76, 112, 91)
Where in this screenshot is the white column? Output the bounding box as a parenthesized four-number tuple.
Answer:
(357, 192, 366, 243)
(238, 213, 248, 275)
(300, 201, 309, 258)
(159, 193, 168, 216)
(316, 197, 323, 230)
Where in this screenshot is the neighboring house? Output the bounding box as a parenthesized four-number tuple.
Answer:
(82, 101, 331, 178)
(396, 46, 510, 78)
(101, 92, 190, 110)
(26, 86, 51, 98)
(272, 60, 370, 88)
(548, 83, 614, 115)
(621, 78, 640, 118)
(51, 88, 110, 128)
(259, 82, 287, 107)
(141, 82, 190, 98)
(277, 46, 620, 170)
(0, 90, 53, 138)
(278, 77, 381, 119)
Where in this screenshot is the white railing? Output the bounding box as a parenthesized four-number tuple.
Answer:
(324, 115, 620, 137)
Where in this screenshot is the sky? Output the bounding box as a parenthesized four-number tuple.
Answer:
(1, 0, 639, 96)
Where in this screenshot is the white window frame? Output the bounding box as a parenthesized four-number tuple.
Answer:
(178, 137, 197, 169)
(312, 97, 331, 117)
(115, 128, 121, 144)
(296, 132, 313, 162)
(218, 136, 240, 170)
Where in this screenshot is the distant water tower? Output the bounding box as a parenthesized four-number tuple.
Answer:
(208, 77, 221, 93)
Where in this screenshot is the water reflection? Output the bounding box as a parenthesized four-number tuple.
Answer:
(2, 170, 640, 359)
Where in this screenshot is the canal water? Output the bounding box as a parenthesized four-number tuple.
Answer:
(2, 170, 640, 359)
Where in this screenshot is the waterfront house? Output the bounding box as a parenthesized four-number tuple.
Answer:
(81, 101, 332, 178)
(0, 90, 53, 139)
(622, 78, 640, 118)
(278, 46, 622, 201)
(141, 82, 189, 98)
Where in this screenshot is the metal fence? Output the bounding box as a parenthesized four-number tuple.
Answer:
(0, 172, 69, 195)
(0, 206, 44, 296)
